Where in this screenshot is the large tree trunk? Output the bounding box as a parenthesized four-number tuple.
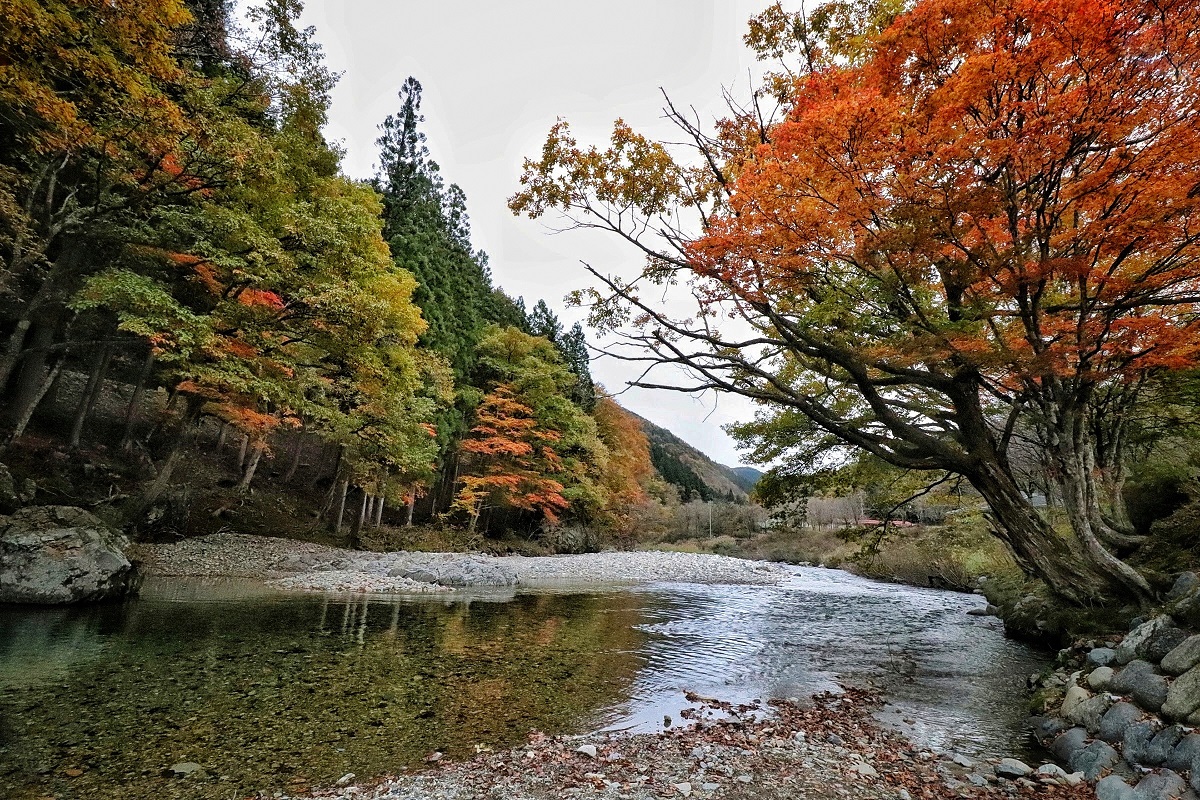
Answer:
(0, 237, 83, 394)
(283, 435, 304, 482)
(120, 350, 155, 451)
(1051, 419, 1153, 599)
(333, 479, 349, 535)
(969, 459, 1148, 605)
(350, 489, 367, 547)
(5, 320, 56, 425)
(131, 396, 202, 518)
(5, 356, 65, 445)
(237, 440, 266, 493)
(405, 485, 417, 527)
(1081, 433, 1142, 547)
(68, 344, 112, 448)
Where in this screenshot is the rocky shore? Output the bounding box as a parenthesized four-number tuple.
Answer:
(294, 690, 1088, 800)
(130, 532, 791, 593)
(1029, 573, 1200, 800)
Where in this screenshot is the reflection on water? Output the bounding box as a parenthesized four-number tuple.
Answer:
(0, 567, 1049, 800)
(0, 582, 644, 800)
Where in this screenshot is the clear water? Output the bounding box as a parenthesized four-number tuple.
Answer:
(0, 567, 1049, 800)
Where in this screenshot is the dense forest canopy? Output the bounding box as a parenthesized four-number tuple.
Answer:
(0, 0, 699, 545)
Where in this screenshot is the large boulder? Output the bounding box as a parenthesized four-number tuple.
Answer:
(1132, 770, 1188, 800)
(1145, 726, 1186, 767)
(1112, 660, 1170, 712)
(1161, 635, 1200, 676)
(1089, 647, 1118, 668)
(1122, 721, 1159, 767)
(1052, 727, 1090, 761)
(1115, 617, 1174, 665)
(1167, 573, 1199, 602)
(1143, 626, 1191, 664)
(0, 506, 139, 604)
(1069, 740, 1121, 781)
(1089, 666, 1117, 691)
(1068, 694, 1114, 733)
(1099, 701, 1144, 743)
(1161, 666, 1200, 721)
(1061, 685, 1092, 717)
(1166, 733, 1200, 773)
(1167, 584, 1200, 630)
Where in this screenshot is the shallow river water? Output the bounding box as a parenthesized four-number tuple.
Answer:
(0, 566, 1048, 800)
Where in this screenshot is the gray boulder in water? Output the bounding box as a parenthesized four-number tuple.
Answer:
(0, 506, 140, 603)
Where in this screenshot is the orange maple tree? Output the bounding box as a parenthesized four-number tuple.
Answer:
(454, 384, 569, 534)
(513, 0, 1200, 602)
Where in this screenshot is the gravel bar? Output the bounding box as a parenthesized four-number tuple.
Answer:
(130, 533, 790, 594)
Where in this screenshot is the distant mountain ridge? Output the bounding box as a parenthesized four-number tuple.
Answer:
(725, 466, 763, 493)
(628, 412, 750, 502)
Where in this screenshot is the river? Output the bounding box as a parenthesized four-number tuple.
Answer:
(0, 565, 1048, 800)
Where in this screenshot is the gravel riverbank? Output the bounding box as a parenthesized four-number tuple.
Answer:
(295, 690, 1087, 800)
(129, 533, 790, 593)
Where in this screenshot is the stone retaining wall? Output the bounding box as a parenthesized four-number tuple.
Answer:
(1032, 573, 1200, 800)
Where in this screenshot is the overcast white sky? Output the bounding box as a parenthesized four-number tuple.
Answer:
(300, 0, 771, 467)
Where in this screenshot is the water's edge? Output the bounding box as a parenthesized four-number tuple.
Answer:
(0, 566, 1049, 800)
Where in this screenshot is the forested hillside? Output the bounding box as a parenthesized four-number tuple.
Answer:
(0, 0, 738, 551)
(632, 413, 749, 502)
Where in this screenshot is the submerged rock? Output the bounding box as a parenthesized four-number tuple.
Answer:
(0, 506, 139, 604)
(168, 762, 203, 777)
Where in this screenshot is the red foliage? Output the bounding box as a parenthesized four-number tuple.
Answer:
(455, 385, 569, 523)
(237, 289, 286, 310)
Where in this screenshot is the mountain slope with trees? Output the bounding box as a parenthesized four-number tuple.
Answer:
(630, 412, 749, 502)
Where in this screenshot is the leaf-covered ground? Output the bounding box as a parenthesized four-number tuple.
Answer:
(300, 690, 1087, 800)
